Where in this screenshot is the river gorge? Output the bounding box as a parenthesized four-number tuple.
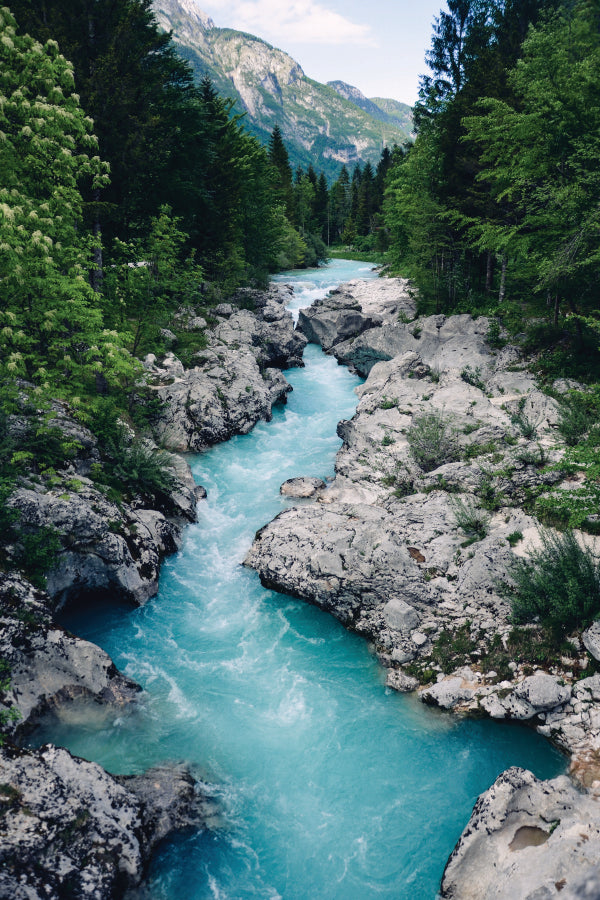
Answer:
(27, 260, 567, 899)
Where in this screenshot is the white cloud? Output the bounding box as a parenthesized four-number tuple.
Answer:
(220, 0, 375, 45)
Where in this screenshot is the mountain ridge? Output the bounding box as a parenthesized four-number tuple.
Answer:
(152, 0, 413, 179)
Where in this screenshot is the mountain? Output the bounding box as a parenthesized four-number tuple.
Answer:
(370, 97, 414, 135)
(327, 81, 413, 138)
(152, 0, 413, 180)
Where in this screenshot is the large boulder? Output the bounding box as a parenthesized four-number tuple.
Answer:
(0, 574, 139, 739)
(441, 767, 600, 899)
(0, 744, 211, 900)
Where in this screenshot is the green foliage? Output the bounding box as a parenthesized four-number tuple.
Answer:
(477, 472, 505, 511)
(486, 318, 505, 349)
(463, 440, 497, 461)
(507, 530, 523, 547)
(17, 527, 62, 590)
(407, 410, 460, 472)
(0, 8, 137, 399)
(0, 657, 21, 745)
(557, 390, 600, 446)
(515, 444, 547, 468)
(508, 529, 600, 638)
(481, 627, 571, 681)
(111, 440, 177, 499)
(92, 422, 177, 502)
(461, 366, 485, 391)
(511, 411, 537, 440)
(432, 624, 477, 675)
(103, 206, 203, 355)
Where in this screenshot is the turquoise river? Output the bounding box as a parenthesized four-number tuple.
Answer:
(44, 259, 564, 899)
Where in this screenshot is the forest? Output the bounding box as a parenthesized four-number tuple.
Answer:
(384, 0, 600, 381)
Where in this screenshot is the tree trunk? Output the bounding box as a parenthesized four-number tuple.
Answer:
(485, 251, 493, 293)
(498, 254, 508, 303)
(553, 294, 559, 328)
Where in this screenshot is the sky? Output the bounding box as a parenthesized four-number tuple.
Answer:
(195, 0, 449, 105)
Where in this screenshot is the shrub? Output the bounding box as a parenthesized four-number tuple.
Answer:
(508, 529, 600, 638)
(557, 392, 599, 446)
(432, 623, 478, 673)
(511, 411, 537, 439)
(451, 497, 490, 544)
(486, 318, 505, 349)
(112, 440, 177, 499)
(407, 411, 460, 472)
(507, 530, 523, 547)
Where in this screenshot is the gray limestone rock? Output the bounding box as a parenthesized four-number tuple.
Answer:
(441, 767, 600, 900)
(153, 296, 306, 453)
(583, 622, 600, 662)
(0, 744, 211, 900)
(386, 670, 419, 692)
(382, 598, 420, 632)
(280, 476, 326, 498)
(0, 573, 139, 739)
(514, 672, 572, 711)
(421, 677, 476, 709)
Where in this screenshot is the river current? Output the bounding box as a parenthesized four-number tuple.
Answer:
(47, 259, 564, 898)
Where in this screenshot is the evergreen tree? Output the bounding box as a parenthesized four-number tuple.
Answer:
(463, 1, 600, 327)
(268, 124, 293, 217)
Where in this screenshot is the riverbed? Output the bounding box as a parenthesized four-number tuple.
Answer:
(44, 260, 564, 899)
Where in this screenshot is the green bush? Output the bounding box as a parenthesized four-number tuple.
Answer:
(508, 529, 600, 638)
(407, 411, 460, 472)
(432, 623, 477, 673)
(557, 392, 599, 446)
(112, 440, 177, 499)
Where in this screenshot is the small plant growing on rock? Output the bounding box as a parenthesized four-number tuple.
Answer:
(507, 529, 600, 639)
(407, 411, 460, 472)
(112, 441, 177, 499)
(432, 623, 478, 674)
(486, 318, 505, 349)
(451, 497, 490, 544)
(461, 366, 486, 391)
(507, 530, 523, 547)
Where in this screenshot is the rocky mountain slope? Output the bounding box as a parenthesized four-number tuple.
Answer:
(151, 0, 412, 179)
(327, 80, 413, 135)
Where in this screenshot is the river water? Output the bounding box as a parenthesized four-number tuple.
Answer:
(47, 260, 564, 899)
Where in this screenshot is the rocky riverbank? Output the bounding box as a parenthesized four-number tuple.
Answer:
(245, 275, 600, 897)
(0, 284, 303, 898)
